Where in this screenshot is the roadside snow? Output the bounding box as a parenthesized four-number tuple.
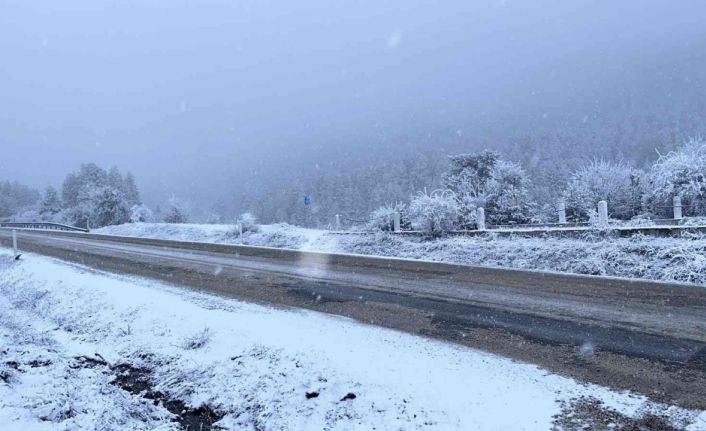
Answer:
(95, 223, 706, 286)
(96, 222, 338, 252)
(1, 250, 704, 430)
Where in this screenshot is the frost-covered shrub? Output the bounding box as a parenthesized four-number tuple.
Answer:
(644, 138, 706, 217)
(407, 190, 459, 235)
(562, 160, 643, 221)
(366, 203, 409, 231)
(237, 212, 260, 233)
(130, 204, 154, 223)
(163, 197, 189, 224)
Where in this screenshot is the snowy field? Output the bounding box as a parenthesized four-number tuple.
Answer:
(1, 249, 704, 430)
(96, 223, 706, 286)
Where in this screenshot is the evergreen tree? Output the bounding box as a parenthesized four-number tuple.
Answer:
(123, 172, 141, 206)
(108, 166, 124, 192)
(92, 187, 130, 227)
(40, 186, 62, 216)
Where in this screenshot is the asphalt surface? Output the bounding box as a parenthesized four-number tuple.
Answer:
(2, 228, 706, 409)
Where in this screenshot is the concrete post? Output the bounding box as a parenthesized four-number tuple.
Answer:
(557, 202, 567, 224)
(335, 214, 341, 230)
(393, 211, 401, 232)
(12, 229, 18, 259)
(673, 196, 683, 220)
(597, 200, 608, 224)
(476, 207, 486, 231)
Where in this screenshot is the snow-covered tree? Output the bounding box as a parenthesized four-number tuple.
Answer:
(643, 138, 706, 217)
(40, 186, 62, 215)
(130, 204, 154, 223)
(562, 160, 644, 221)
(443, 151, 534, 226)
(407, 190, 459, 235)
(163, 197, 189, 223)
(59, 164, 144, 227)
(92, 187, 130, 227)
(0, 181, 40, 218)
(484, 160, 535, 225)
(107, 166, 124, 191)
(123, 172, 141, 206)
(38, 186, 64, 221)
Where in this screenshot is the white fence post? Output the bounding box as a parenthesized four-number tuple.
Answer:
(393, 211, 401, 232)
(557, 201, 567, 224)
(335, 214, 341, 230)
(673, 196, 683, 220)
(597, 200, 608, 225)
(12, 229, 18, 259)
(476, 207, 486, 231)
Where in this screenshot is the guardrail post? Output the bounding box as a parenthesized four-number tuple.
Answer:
(476, 207, 486, 231)
(12, 229, 18, 259)
(335, 214, 341, 230)
(393, 212, 401, 232)
(597, 200, 608, 224)
(673, 195, 682, 220)
(557, 201, 566, 224)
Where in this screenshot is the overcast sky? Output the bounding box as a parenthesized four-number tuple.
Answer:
(2, 0, 705, 205)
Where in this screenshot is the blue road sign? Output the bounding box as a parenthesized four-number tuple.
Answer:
(304, 195, 312, 205)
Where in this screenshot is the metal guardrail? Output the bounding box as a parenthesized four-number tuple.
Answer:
(0, 222, 89, 233)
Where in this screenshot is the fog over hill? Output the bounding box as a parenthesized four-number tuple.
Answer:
(2, 0, 706, 221)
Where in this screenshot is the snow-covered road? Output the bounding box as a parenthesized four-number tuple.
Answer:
(1, 250, 704, 430)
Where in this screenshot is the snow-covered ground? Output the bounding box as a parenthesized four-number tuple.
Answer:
(96, 223, 706, 286)
(1, 249, 704, 430)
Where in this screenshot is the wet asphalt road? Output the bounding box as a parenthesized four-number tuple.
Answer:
(2, 228, 706, 409)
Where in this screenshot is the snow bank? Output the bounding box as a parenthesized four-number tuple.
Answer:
(96, 223, 706, 286)
(96, 222, 338, 252)
(2, 250, 703, 430)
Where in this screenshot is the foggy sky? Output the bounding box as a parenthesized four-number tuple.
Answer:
(2, 0, 706, 207)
